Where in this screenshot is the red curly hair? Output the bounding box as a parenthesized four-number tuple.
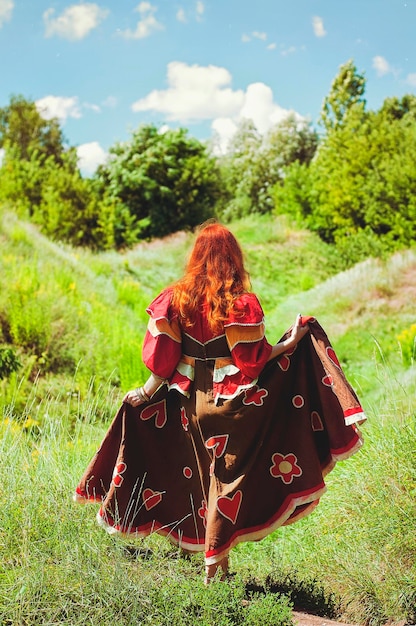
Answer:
(171, 221, 251, 333)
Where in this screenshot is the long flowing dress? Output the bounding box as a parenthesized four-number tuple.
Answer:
(75, 289, 366, 565)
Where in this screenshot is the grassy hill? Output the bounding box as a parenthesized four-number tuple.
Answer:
(1, 209, 415, 625)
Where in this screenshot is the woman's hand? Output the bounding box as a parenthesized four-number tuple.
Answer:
(268, 314, 310, 361)
(123, 387, 149, 407)
(288, 313, 309, 347)
(122, 374, 165, 407)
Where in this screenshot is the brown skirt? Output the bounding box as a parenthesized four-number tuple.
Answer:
(75, 320, 365, 565)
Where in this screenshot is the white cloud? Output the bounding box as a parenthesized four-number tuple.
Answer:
(132, 62, 245, 121)
(0, 0, 13, 27)
(77, 141, 107, 176)
(119, 2, 163, 39)
(131, 62, 301, 154)
(372, 55, 391, 77)
(242, 30, 268, 43)
(211, 118, 238, 154)
(176, 7, 186, 23)
(252, 31, 267, 41)
(280, 44, 296, 57)
(312, 16, 326, 38)
(43, 3, 109, 41)
(102, 95, 118, 108)
(84, 102, 101, 113)
(240, 82, 298, 134)
(36, 95, 82, 122)
(406, 73, 416, 87)
(196, 1, 204, 21)
(267, 43, 276, 51)
(176, 3, 203, 25)
(211, 83, 300, 154)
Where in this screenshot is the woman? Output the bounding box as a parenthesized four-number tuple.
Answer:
(75, 221, 365, 583)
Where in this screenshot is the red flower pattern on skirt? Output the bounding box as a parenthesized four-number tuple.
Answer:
(270, 453, 302, 484)
(243, 385, 268, 406)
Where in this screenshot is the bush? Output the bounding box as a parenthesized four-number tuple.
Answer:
(0, 346, 21, 379)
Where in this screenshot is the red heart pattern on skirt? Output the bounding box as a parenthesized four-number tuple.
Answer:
(216, 490, 242, 524)
(326, 347, 341, 368)
(205, 434, 229, 458)
(311, 410, 324, 431)
(143, 488, 163, 511)
(140, 400, 167, 429)
(322, 374, 333, 387)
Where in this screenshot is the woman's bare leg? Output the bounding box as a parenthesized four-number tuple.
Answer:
(204, 555, 229, 584)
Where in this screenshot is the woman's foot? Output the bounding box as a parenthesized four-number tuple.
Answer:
(204, 555, 229, 584)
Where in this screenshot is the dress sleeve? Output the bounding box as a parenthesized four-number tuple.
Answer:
(224, 293, 272, 379)
(142, 288, 182, 379)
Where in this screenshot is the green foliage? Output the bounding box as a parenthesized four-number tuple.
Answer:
(0, 346, 21, 379)
(265, 114, 318, 170)
(0, 95, 118, 249)
(273, 161, 313, 224)
(34, 149, 116, 249)
(275, 59, 416, 262)
(320, 59, 366, 132)
(0, 145, 47, 215)
(218, 119, 266, 219)
(310, 99, 416, 257)
(218, 117, 318, 220)
(96, 124, 221, 242)
(379, 93, 416, 121)
(0, 93, 65, 163)
(0, 142, 118, 250)
(246, 571, 341, 618)
(242, 591, 293, 625)
(0, 214, 151, 408)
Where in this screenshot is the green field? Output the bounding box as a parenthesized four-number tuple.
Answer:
(1, 210, 415, 625)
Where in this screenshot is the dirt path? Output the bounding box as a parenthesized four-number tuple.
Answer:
(293, 611, 358, 626)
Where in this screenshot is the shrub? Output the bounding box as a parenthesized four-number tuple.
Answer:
(0, 346, 21, 379)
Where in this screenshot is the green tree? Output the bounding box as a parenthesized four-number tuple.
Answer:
(379, 94, 416, 121)
(273, 161, 314, 224)
(0, 95, 67, 217)
(275, 61, 416, 262)
(309, 103, 370, 242)
(320, 60, 366, 132)
(307, 95, 416, 261)
(0, 95, 117, 249)
(360, 105, 416, 246)
(219, 116, 318, 220)
(265, 114, 318, 172)
(33, 149, 115, 249)
(96, 124, 221, 240)
(0, 144, 47, 214)
(0, 94, 65, 163)
(218, 119, 264, 218)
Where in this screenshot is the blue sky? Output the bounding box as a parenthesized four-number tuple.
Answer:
(0, 0, 415, 174)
